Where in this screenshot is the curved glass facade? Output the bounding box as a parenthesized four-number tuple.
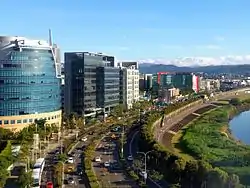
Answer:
(0, 37, 61, 117)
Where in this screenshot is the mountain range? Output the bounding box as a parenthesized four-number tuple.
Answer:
(139, 63, 250, 74)
(138, 56, 250, 74)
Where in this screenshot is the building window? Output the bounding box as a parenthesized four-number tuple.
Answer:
(23, 119, 28, 123)
(29, 119, 33, 123)
(11, 120, 15, 124)
(17, 120, 22, 124)
(0, 120, 2, 125)
(4, 120, 9, 124)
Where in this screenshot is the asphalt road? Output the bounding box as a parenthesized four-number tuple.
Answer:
(156, 102, 210, 143)
(41, 138, 91, 188)
(93, 133, 137, 188)
(63, 140, 87, 188)
(125, 128, 169, 188)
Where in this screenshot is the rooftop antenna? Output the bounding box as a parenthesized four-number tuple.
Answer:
(48, 29, 52, 46)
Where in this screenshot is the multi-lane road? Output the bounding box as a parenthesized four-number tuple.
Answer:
(93, 132, 138, 188)
(41, 138, 92, 188)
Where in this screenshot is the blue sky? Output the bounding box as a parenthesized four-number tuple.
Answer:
(2, 0, 250, 61)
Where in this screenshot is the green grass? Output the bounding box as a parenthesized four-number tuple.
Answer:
(179, 106, 250, 185)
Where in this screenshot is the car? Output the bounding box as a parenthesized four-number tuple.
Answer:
(67, 177, 75, 184)
(46, 181, 53, 188)
(139, 170, 147, 179)
(111, 162, 120, 170)
(95, 156, 101, 162)
(127, 155, 133, 161)
(88, 131, 94, 135)
(67, 157, 74, 164)
(66, 166, 74, 173)
(104, 161, 110, 167)
(81, 137, 87, 142)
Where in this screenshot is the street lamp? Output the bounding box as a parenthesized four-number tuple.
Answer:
(137, 150, 154, 183)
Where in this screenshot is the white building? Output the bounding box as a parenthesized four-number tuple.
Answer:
(118, 62, 140, 109)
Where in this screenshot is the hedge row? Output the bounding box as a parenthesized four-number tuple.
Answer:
(139, 98, 241, 188)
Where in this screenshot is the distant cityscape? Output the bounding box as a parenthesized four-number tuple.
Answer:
(0, 33, 249, 131)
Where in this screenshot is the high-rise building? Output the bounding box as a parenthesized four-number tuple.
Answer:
(49, 29, 61, 77)
(0, 36, 62, 131)
(64, 52, 119, 116)
(52, 44, 61, 76)
(139, 73, 145, 90)
(119, 62, 139, 109)
(144, 74, 153, 90)
(96, 67, 120, 112)
(173, 72, 193, 90)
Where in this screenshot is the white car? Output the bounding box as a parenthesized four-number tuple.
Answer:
(104, 161, 110, 167)
(127, 155, 133, 161)
(139, 170, 147, 178)
(67, 157, 74, 164)
(81, 137, 87, 142)
(68, 177, 75, 184)
(95, 156, 101, 162)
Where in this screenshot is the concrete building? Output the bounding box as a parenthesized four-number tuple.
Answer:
(0, 36, 62, 131)
(64, 52, 119, 116)
(168, 87, 180, 98)
(119, 62, 139, 109)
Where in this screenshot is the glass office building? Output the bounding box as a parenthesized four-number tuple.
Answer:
(64, 52, 117, 116)
(96, 67, 120, 111)
(173, 72, 193, 90)
(0, 36, 62, 131)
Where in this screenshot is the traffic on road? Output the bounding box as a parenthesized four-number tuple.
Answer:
(40, 134, 93, 188)
(92, 128, 138, 188)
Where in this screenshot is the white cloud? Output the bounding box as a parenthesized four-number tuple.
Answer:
(138, 55, 250, 67)
(214, 36, 225, 41)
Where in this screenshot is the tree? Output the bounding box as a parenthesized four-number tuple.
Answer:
(17, 168, 32, 188)
(53, 163, 63, 186)
(230, 98, 241, 106)
(75, 116, 85, 130)
(111, 104, 125, 117)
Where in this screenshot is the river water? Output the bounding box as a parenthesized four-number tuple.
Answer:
(229, 110, 250, 145)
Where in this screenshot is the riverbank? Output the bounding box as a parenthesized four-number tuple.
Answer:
(177, 105, 250, 185)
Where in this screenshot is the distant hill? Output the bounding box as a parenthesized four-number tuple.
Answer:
(139, 63, 250, 74)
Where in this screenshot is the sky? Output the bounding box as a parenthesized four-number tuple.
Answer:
(2, 0, 250, 64)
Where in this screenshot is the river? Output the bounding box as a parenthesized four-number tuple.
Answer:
(229, 110, 250, 145)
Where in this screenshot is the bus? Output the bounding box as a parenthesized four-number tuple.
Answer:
(32, 158, 45, 188)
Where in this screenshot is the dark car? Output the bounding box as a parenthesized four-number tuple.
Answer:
(77, 165, 83, 175)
